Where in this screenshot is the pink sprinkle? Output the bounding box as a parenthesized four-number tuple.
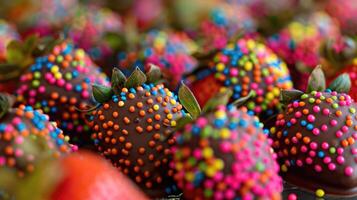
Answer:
(0, 157, 5, 166)
(352, 148, 357, 154)
(81, 91, 90, 99)
(337, 156, 345, 164)
(328, 163, 336, 171)
(312, 128, 320, 135)
(321, 124, 328, 132)
(342, 126, 349, 133)
(307, 114, 315, 122)
(296, 160, 303, 167)
(323, 108, 330, 115)
(345, 166, 354, 176)
(336, 131, 343, 138)
(310, 142, 318, 150)
(306, 157, 313, 164)
(230, 68, 238, 76)
(314, 165, 322, 172)
(321, 142, 329, 149)
(193, 149, 202, 159)
(337, 148, 344, 155)
(323, 157, 331, 164)
(293, 102, 299, 108)
(309, 151, 316, 157)
(330, 119, 338, 126)
(196, 117, 207, 128)
(288, 193, 297, 200)
(300, 145, 308, 153)
(290, 118, 297, 124)
(15, 136, 24, 144)
(295, 111, 302, 118)
(38, 86, 46, 93)
(57, 79, 65, 86)
(15, 149, 23, 157)
(313, 105, 320, 113)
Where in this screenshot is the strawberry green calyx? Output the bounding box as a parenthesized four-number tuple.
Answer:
(280, 66, 352, 105)
(92, 66, 163, 104)
(178, 82, 201, 119)
(0, 93, 14, 119)
(328, 73, 351, 93)
(306, 66, 326, 93)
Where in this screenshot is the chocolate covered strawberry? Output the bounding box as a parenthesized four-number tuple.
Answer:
(0, 93, 74, 177)
(171, 87, 283, 200)
(15, 40, 109, 146)
(269, 67, 357, 197)
(88, 66, 185, 198)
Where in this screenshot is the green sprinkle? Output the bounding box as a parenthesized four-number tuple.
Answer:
(256, 162, 265, 172)
(329, 147, 336, 154)
(301, 94, 309, 99)
(349, 108, 356, 114)
(204, 189, 213, 197)
(308, 98, 315, 103)
(332, 103, 339, 109)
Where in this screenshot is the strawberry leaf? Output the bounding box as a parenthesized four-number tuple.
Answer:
(92, 84, 113, 104)
(146, 64, 162, 84)
(328, 73, 351, 93)
(306, 66, 326, 93)
(125, 67, 147, 88)
(202, 88, 232, 113)
(111, 67, 126, 93)
(178, 82, 201, 119)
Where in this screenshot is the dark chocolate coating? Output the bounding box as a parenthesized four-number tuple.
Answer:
(89, 84, 184, 198)
(270, 91, 357, 197)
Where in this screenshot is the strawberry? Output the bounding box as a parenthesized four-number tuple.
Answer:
(0, 93, 74, 177)
(15, 40, 109, 146)
(51, 151, 148, 200)
(87, 66, 185, 198)
(0, 151, 148, 200)
(269, 67, 357, 197)
(186, 37, 292, 125)
(171, 87, 283, 200)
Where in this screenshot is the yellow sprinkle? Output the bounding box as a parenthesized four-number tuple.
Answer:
(273, 88, 280, 96)
(54, 73, 62, 80)
(270, 127, 276, 134)
(215, 110, 226, 119)
(315, 189, 325, 198)
(205, 167, 216, 177)
(51, 65, 59, 73)
(247, 39, 256, 50)
(167, 114, 173, 120)
(185, 172, 194, 182)
(266, 92, 274, 100)
(118, 101, 124, 107)
(170, 99, 176, 105)
(171, 120, 176, 127)
(153, 104, 159, 111)
(214, 159, 224, 170)
(281, 164, 288, 172)
(175, 162, 183, 171)
(203, 147, 213, 159)
(220, 128, 230, 139)
(244, 62, 253, 71)
(216, 63, 225, 72)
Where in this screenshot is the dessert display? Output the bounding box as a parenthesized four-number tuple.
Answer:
(0, 1, 356, 199)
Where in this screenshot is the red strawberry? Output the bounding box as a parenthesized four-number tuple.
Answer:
(1, 151, 148, 200)
(51, 151, 148, 200)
